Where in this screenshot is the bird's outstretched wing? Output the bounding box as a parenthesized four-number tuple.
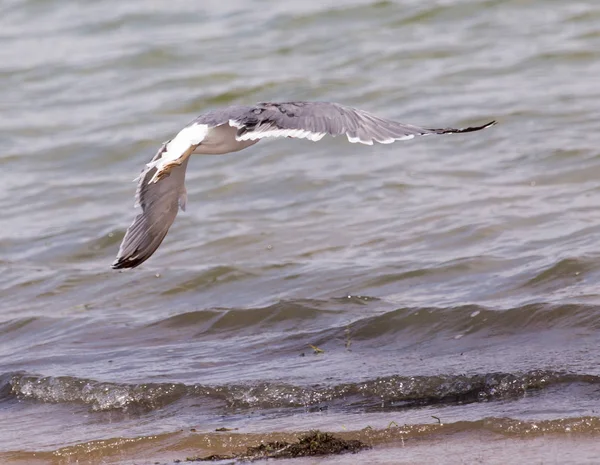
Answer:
(146, 101, 494, 185)
(112, 142, 189, 270)
(202, 101, 496, 145)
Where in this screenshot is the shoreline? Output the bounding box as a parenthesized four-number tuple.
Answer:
(4, 416, 600, 464)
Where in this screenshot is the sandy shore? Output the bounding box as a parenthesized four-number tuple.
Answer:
(4, 419, 600, 464)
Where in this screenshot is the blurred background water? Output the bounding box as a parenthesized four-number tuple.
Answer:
(2, 0, 600, 463)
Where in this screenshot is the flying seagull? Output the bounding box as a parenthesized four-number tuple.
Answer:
(112, 101, 495, 269)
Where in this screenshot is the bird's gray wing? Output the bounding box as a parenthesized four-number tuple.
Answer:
(216, 101, 495, 145)
(112, 141, 189, 270)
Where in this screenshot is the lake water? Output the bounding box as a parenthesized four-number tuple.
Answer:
(2, 0, 600, 463)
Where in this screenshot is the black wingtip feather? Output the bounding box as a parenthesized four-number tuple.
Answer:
(111, 244, 162, 270)
(111, 214, 172, 270)
(429, 120, 497, 135)
(111, 255, 143, 270)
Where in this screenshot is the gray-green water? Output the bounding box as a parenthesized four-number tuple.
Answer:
(2, 1, 600, 463)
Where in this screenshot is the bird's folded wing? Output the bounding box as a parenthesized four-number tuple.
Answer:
(112, 142, 189, 270)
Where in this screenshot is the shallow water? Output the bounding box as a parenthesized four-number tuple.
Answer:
(2, 0, 600, 463)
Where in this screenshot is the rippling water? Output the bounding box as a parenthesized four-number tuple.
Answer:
(2, 0, 600, 463)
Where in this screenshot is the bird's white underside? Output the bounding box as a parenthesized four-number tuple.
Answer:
(162, 124, 209, 163)
(144, 120, 420, 186)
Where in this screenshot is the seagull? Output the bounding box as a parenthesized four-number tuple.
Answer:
(112, 101, 495, 269)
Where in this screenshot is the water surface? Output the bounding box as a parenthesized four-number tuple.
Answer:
(2, 0, 600, 463)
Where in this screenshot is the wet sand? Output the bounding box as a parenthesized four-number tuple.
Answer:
(3, 417, 600, 464)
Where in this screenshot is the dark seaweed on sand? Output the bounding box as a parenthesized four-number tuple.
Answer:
(183, 430, 370, 462)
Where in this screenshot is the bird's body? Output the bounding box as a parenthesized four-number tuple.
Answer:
(112, 101, 495, 269)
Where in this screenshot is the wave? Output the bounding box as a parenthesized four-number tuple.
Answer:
(3, 300, 600, 356)
(144, 300, 600, 338)
(3, 369, 598, 413)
